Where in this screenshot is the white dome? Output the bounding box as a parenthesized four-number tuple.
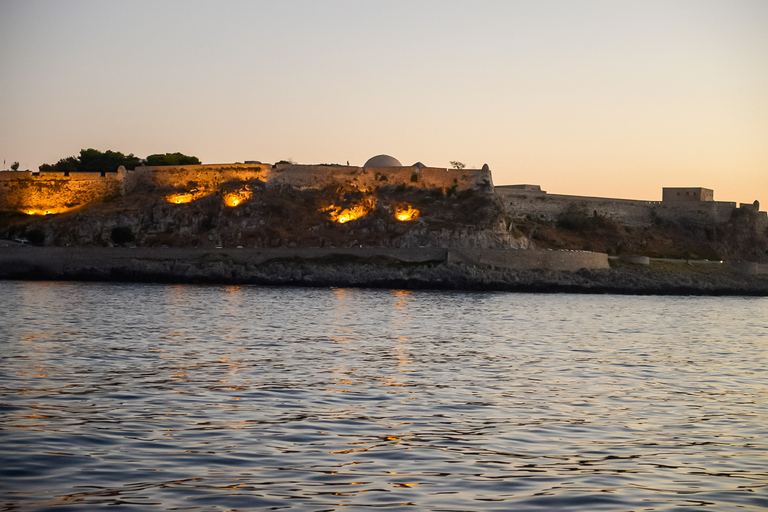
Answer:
(364, 154, 402, 167)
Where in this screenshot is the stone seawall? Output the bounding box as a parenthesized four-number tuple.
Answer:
(0, 246, 607, 275)
(2, 246, 765, 295)
(449, 248, 609, 271)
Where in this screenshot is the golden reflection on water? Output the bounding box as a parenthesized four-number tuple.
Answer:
(164, 285, 249, 388)
(380, 290, 414, 393)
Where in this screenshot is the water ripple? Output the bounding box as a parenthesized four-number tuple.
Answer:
(0, 282, 766, 510)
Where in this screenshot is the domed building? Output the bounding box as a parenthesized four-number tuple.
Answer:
(363, 154, 402, 167)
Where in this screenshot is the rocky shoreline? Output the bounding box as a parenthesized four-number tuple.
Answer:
(1, 246, 766, 296)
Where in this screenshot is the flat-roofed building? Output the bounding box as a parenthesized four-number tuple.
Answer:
(662, 187, 714, 202)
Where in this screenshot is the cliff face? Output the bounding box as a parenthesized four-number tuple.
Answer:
(0, 179, 529, 250)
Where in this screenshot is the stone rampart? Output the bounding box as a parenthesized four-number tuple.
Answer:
(123, 164, 271, 193)
(1, 163, 492, 213)
(123, 163, 490, 194)
(0, 170, 122, 213)
(497, 187, 661, 227)
(496, 187, 748, 228)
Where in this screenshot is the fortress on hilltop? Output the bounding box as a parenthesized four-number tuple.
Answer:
(0, 154, 765, 230)
(0, 155, 491, 215)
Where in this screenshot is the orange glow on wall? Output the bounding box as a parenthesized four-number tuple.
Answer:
(166, 191, 206, 204)
(394, 204, 419, 221)
(323, 198, 375, 223)
(23, 206, 77, 216)
(223, 186, 252, 207)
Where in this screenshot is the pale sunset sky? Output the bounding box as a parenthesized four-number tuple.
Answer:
(1, 0, 766, 206)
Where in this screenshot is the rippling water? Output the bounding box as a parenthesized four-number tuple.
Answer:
(0, 282, 766, 511)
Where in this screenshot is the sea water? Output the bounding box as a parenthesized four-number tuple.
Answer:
(0, 281, 766, 511)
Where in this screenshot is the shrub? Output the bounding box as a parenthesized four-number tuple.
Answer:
(557, 204, 589, 231)
(111, 226, 135, 245)
(26, 229, 45, 246)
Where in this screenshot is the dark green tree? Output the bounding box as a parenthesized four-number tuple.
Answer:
(78, 148, 140, 172)
(39, 149, 141, 173)
(145, 152, 201, 166)
(10, 162, 20, 171)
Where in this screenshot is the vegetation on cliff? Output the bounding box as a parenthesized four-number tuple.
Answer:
(38, 149, 201, 173)
(145, 153, 201, 166)
(39, 148, 142, 173)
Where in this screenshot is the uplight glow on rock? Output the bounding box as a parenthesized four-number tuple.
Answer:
(166, 191, 206, 204)
(23, 206, 77, 216)
(223, 186, 252, 207)
(394, 204, 419, 221)
(323, 199, 375, 224)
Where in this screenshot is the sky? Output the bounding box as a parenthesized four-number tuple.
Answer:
(1, 0, 766, 206)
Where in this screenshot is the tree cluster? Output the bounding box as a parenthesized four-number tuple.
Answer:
(38, 149, 201, 173)
(39, 149, 141, 174)
(145, 152, 201, 166)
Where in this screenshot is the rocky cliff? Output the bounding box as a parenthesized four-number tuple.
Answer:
(0, 178, 530, 250)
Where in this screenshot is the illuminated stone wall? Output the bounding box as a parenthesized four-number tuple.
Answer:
(123, 163, 271, 193)
(0, 162, 492, 214)
(122, 163, 491, 194)
(0, 170, 123, 214)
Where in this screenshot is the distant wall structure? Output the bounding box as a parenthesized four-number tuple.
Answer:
(497, 185, 767, 229)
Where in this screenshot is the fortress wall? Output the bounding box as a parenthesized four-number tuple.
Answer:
(362, 166, 490, 191)
(125, 163, 491, 193)
(125, 164, 271, 193)
(264, 165, 490, 191)
(497, 188, 660, 227)
(653, 201, 737, 225)
(1, 163, 491, 213)
(496, 187, 742, 228)
(0, 172, 122, 212)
